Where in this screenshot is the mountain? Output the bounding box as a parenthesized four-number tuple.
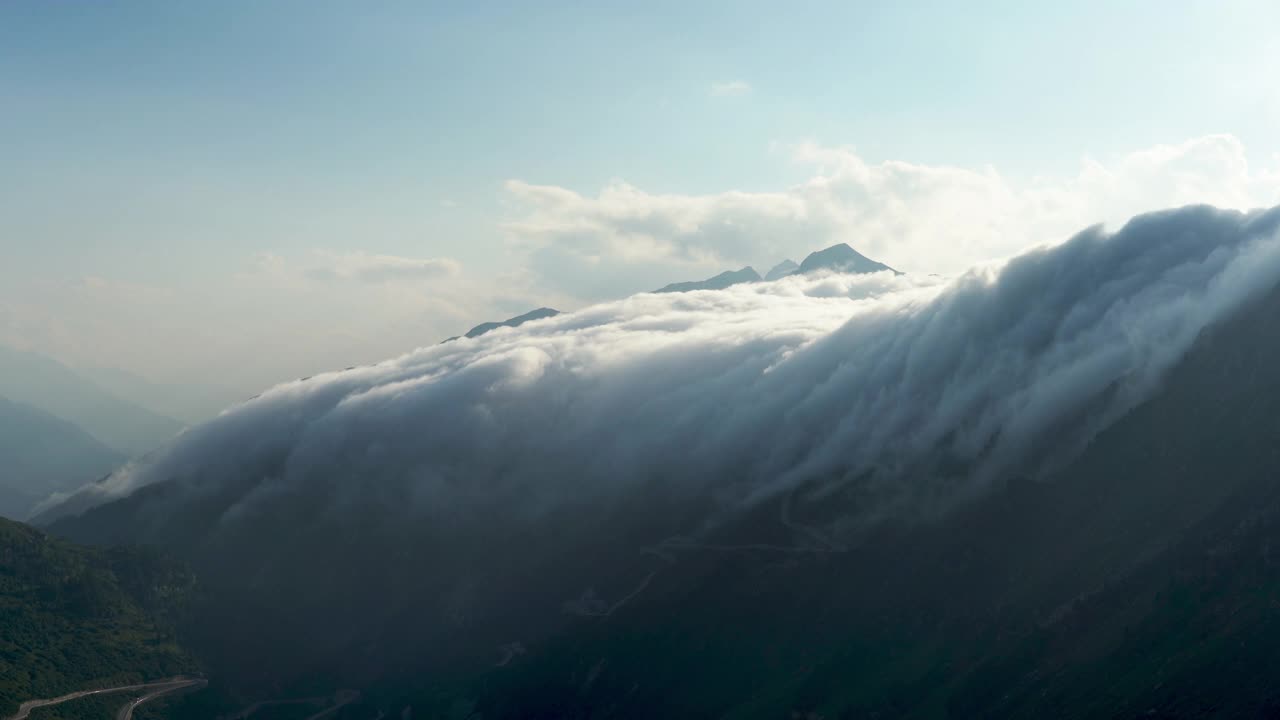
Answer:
(465, 307, 560, 339)
(797, 242, 897, 274)
(53, 276, 1280, 713)
(0, 346, 184, 456)
(43, 207, 1280, 717)
(444, 308, 562, 343)
(0, 517, 197, 719)
(764, 259, 799, 281)
(75, 366, 240, 426)
(653, 266, 761, 293)
(0, 397, 125, 519)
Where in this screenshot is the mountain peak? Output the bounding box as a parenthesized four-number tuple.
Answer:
(797, 243, 897, 275)
(764, 259, 799, 281)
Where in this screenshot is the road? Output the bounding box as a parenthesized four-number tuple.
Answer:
(4, 677, 202, 720)
(115, 678, 207, 720)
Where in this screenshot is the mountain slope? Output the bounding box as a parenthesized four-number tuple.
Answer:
(653, 267, 761, 293)
(0, 397, 124, 519)
(0, 517, 197, 719)
(0, 347, 183, 456)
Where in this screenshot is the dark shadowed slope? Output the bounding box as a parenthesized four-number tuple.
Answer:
(0, 397, 124, 519)
(0, 347, 183, 457)
(653, 267, 762, 293)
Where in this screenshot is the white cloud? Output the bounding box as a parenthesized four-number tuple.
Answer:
(710, 80, 753, 97)
(501, 134, 1280, 300)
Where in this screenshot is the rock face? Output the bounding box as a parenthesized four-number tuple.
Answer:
(764, 259, 799, 281)
(797, 243, 897, 275)
(653, 267, 762, 293)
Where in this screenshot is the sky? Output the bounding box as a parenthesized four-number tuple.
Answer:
(2, 0, 1280, 395)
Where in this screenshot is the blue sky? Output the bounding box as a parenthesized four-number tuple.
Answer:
(2, 1, 1279, 391)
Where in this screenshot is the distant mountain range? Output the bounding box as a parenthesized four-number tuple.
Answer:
(75, 365, 240, 426)
(0, 397, 124, 519)
(652, 242, 896, 293)
(445, 244, 893, 348)
(0, 346, 183, 457)
(654, 267, 762, 293)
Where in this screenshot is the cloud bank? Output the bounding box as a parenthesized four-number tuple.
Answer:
(504, 135, 1280, 300)
(49, 205, 1280, 544)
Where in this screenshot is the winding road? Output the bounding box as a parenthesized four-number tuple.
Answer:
(5, 677, 204, 720)
(115, 678, 207, 720)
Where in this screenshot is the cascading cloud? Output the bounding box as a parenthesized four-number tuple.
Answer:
(43, 205, 1280, 542)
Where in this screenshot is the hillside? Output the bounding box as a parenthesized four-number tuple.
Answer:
(0, 518, 197, 718)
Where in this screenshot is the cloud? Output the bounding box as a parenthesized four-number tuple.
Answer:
(40, 204, 1280, 659)
(501, 135, 1280, 301)
(305, 251, 462, 284)
(48, 205, 1280, 546)
(710, 80, 753, 97)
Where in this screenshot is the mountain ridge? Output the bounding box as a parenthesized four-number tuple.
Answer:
(653, 267, 762, 293)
